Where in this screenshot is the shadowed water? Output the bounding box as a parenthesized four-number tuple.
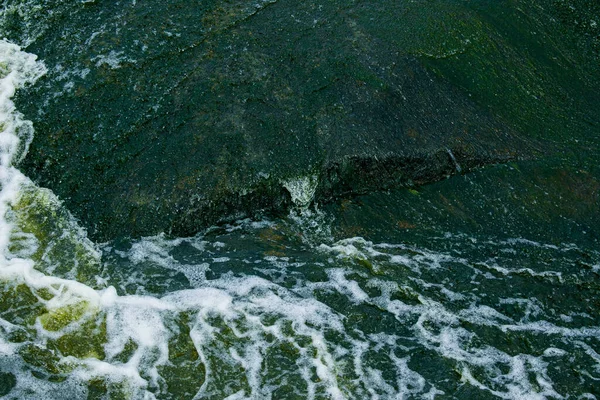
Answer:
(0, 0, 599, 397)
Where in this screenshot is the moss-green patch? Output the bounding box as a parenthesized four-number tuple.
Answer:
(112, 339, 138, 364)
(0, 281, 45, 327)
(54, 314, 107, 359)
(1, 279, 107, 362)
(0, 61, 9, 79)
(416, 0, 599, 148)
(9, 183, 103, 287)
(36, 287, 54, 301)
(19, 343, 66, 375)
(157, 361, 206, 400)
(86, 377, 132, 400)
(357, 257, 382, 275)
(39, 300, 91, 332)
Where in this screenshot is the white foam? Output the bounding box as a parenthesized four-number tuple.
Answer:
(311, 236, 600, 398)
(2, 222, 598, 398)
(0, 40, 45, 257)
(0, 41, 46, 164)
(326, 268, 369, 303)
(0, 46, 597, 397)
(282, 175, 319, 207)
(92, 50, 136, 69)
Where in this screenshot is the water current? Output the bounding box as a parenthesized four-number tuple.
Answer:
(0, 22, 599, 400)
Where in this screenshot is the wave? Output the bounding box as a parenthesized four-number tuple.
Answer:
(1, 39, 600, 400)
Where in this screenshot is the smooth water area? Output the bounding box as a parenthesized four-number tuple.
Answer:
(0, 20, 599, 400)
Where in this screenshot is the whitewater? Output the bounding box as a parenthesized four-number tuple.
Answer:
(1, 39, 600, 399)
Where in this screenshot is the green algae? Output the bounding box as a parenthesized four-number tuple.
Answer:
(13, 300, 112, 390)
(8, 182, 103, 287)
(13, 0, 545, 240)
(19, 343, 67, 375)
(38, 300, 92, 331)
(0, 278, 108, 366)
(0, 61, 8, 79)
(54, 314, 107, 359)
(0, 281, 45, 328)
(111, 339, 138, 364)
(0, 178, 111, 382)
(86, 377, 134, 400)
(156, 313, 206, 399)
(415, 0, 599, 149)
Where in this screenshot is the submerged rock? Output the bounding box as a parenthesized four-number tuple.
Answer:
(2, 0, 598, 239)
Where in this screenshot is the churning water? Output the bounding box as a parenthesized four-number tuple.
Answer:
(0, 27, 599, 400)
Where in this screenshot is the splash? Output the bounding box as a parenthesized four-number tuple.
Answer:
(0, 37, 599, 400)
(282, 175, 319, 208)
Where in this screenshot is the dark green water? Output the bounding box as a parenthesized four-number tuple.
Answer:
(1, 202, 599, 399)
(0, 0, 599, 399)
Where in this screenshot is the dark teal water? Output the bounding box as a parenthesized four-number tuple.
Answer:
(0, 189, 599, 398)
(0, 1, 599, 398)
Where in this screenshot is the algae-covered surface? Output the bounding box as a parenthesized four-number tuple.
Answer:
(8, 0, 597, 239)
(0, 0, 599, 399)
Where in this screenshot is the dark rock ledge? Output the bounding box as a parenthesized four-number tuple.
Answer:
(5, 0, 596, 240)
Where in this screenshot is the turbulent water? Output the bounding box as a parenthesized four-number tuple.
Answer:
(1, 6, 600, 400)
